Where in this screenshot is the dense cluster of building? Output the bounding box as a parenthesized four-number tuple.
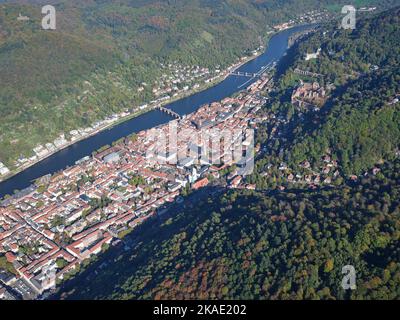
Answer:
(150, 63, 220, 99)
(0, 162, 10, 177)
(273, 10, 331, 31)
(291, 81, 328, 111)
(0, 73, 272, 300)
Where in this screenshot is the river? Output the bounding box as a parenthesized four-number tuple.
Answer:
(0, 25, 311, 199)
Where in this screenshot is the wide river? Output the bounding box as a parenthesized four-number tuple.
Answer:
(0, 25, 310, 199)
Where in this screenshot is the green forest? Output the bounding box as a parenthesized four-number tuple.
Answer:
(259, 6, 400, 177)
(57, 159, 400, 300)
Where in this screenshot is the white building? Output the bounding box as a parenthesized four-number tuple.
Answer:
(54, 134, 68, 148)
(305, 48, 321, 61)
(33, 145, 49, 158)
(0, 162, 10, 176)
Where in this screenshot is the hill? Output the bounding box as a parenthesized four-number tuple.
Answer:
(259, 6, 400, 178)
(56, 159, 400, 300)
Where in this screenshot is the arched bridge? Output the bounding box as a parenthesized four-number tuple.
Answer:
(156, 106, 182, 120)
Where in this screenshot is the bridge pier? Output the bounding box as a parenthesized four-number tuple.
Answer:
(156, 106, 182, 120)
(229, 71, 257, 78)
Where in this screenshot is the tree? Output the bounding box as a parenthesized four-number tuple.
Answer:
(324, 259, 334, 273)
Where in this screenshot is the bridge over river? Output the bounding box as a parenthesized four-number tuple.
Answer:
(155, 106, 182, 120)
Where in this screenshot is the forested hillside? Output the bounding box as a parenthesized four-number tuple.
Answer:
(268, 7, 400, 177)
(57, 159, 400, 300)
(289, 66, 400, 176)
